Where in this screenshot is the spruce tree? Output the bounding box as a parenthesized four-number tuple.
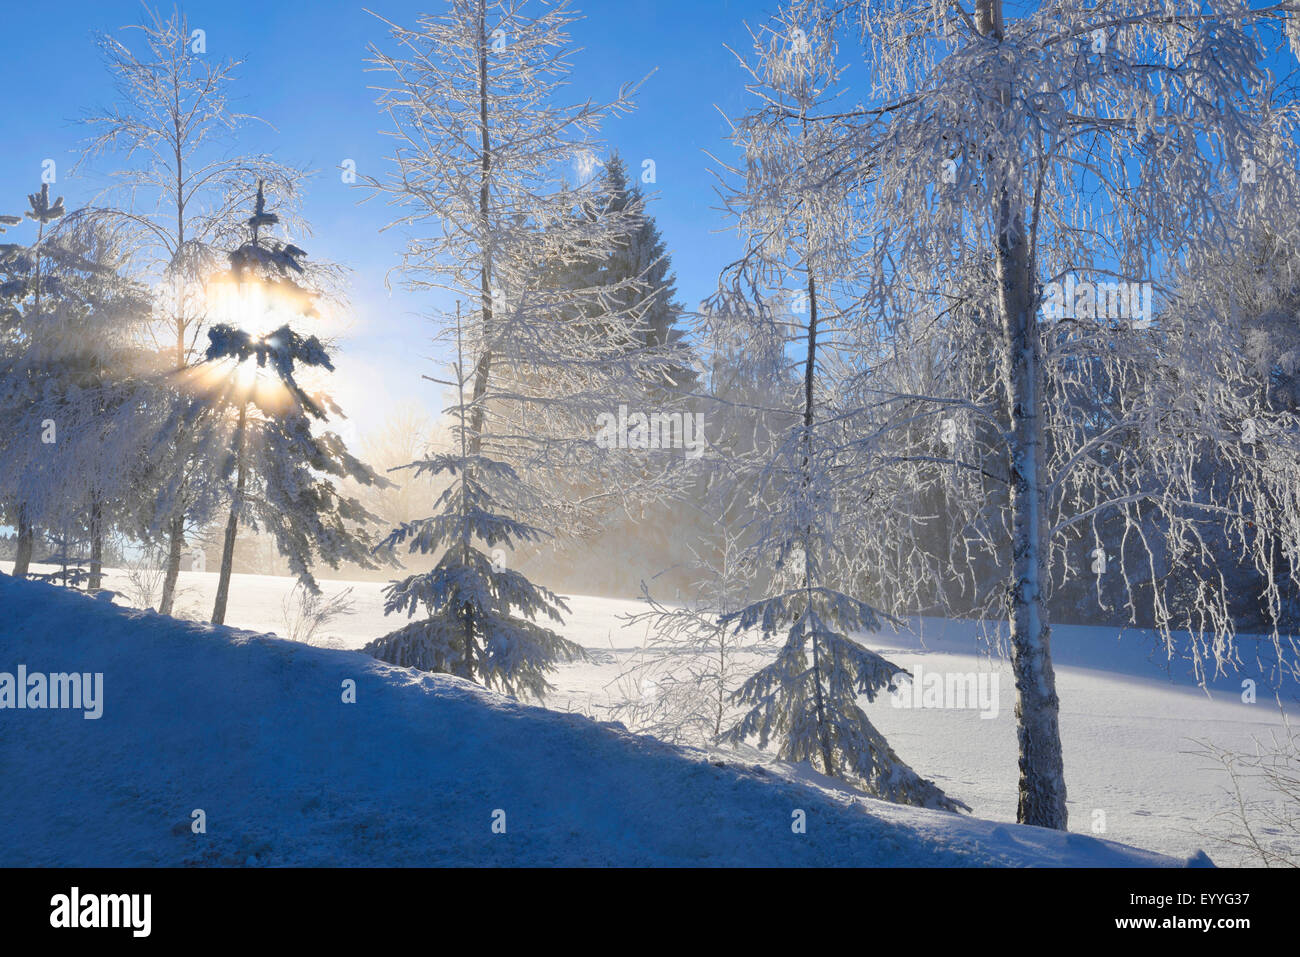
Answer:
(76, 4, 310, 615)
(201, 183, 388, 624)
(707, 3, 966, 810)
(592, 153, 686, 356)
(363, 0, 670, 691)
(365, 309, 583, 698)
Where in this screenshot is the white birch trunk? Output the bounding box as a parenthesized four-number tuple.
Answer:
(980, 0, 1068, 830)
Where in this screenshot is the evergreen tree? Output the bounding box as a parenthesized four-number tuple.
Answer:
(76, 4, 310, 614)
(363, 0, 671, 691)
(707, 3, 966, 810)
(590, 154, 686, 356)
(365, 309, 584, 697)
(201, 183, 388, 624)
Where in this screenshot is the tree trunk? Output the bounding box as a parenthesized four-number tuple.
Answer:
(12, 506, 33, 577)
(980, 0, 1068, 829)
(451, 0, 495, 682)
(88, 498, 103, 592)
(211, 403, 247, 626)
(58, 523, 70, 586)
(13, 224, 46, 581)
(466, 0, 495, 464)
(459, 601, 476, 683)
(159, 145, 191, 615)
(158, 512, 185, 615)
(974, 0, 1003, 37)
(800, 270, 835, 778)
(997, 216, 1068, 829)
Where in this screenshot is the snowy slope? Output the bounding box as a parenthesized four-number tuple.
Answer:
(0, 573, 1191, 867)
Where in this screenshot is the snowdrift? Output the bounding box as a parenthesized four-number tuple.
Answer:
(0, 575, 1199, 866)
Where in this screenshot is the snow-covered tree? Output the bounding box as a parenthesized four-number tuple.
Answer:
(200, 183, 388, 624)
(552, 153, 688, 358)
(519, 152, 706, 596)
(364, 307, 584, 697)
(1196, 719, 1300, 867)
(0, 187, 156, 596)
(362, 0, 680, 691)
(704, 3, 966, 810)
(75, 3, 310, 613)
(823, 0, 1300, 827)
(0, 184, 65, 578)
(609, 524, 755, 745)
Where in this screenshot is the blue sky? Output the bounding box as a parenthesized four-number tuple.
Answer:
(4, 1, 1291, 441)
(0, 0, 784, 438)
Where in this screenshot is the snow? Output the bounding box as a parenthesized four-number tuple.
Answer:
(848, 619, 1298, 868)
(0, 569, 1204, 867)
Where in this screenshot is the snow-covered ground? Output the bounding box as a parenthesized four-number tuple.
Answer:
(4, 562, 1294, 865)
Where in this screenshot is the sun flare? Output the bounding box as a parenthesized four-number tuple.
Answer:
(206, 276, 297, 339)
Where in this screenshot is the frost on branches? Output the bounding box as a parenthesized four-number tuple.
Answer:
(73, 4, 311, 615)
(199, 183, 388, 624)
(699, 3, 966, 811)
(0, 185, 158, 592)
(362, 0, 678, 695)
(364, 451, 583, 699)
(825, 0, 1300, 826)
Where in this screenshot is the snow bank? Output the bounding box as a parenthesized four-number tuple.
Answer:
(0, 575, 1194, 866)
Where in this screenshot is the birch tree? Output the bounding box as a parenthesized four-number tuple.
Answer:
(827, 0, 1300, 827)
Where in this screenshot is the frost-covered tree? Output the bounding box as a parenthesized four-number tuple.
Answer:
(200, 183, 388, 624)
(25, 220, 152, 594)
(603, 154, 685, 356)
(364, 308, 584, 697)
(610, 524, 755, 744)
(1135, 225, 1300, 634)
(1196, 720, 1300, 867)
(0, 191, 157, 593)
(75, 4, 310, 614)
(822, 0, 1300, 827)
(523, 152, 706, 596)
(362, 0, 679, 690)
(0, 184, 64, 577)
(704, 3, 966, 810)
(551, 153, 687, 358)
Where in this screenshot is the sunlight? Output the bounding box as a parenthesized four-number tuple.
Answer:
(206, 274, 295, 339)
(184, 354, 291, 413)
(234, 356, 260, 391)
(199, 271, 304, 411)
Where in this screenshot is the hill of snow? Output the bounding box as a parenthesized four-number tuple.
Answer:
(0, 574, 1195, 866)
